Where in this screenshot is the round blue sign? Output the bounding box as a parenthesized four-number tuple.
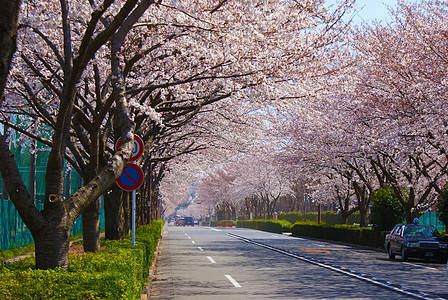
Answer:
(117, 163, 144, 191)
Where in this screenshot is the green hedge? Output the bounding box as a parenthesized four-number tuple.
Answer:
(0, 219, 164, 299)
(278, 211, 361, 225)
(210, 220, 237, 227)
(237, 220, 292, 233)
(290, 222, 386, 248)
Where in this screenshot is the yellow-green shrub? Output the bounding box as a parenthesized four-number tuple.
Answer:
(0, 220, 164, 299)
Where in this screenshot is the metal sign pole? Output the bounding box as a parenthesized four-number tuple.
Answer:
(132, 190, 136, 246)
(115, 135, 144, 247)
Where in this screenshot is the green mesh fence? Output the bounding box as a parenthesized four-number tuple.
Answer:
(419, 212, 445, 231)
(0, 130, 105, 251)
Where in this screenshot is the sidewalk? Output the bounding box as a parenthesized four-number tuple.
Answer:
(146, 225, 175, 299)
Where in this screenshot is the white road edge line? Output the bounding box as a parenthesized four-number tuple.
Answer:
(207, 256, 216, 264)
(225, 275, 241, 288)
(198, 247, 204, 251)
(403, 262, 438, 271)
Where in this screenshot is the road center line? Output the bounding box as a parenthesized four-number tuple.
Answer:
(225, 275, 241, 287)
(207, 256, 216, 264)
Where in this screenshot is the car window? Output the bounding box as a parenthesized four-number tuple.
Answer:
(390, 225, 399, 235)
(403, 225, 438, 238)
(396, 226, 403, 236)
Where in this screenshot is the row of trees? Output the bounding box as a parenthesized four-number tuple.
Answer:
(3, 0, 446, 271)
(167, 1, 448, 229)
(0, 0, 353, 269)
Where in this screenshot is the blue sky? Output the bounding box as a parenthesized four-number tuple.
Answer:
(325, 0, 399, 23)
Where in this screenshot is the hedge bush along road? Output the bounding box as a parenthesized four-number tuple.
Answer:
(0, 220, 163, 299)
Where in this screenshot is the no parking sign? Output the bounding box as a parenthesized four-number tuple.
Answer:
(116, 163, 144, 191)
(115, 134, 144, 162)
(115, 134, 144, 191)
(115, 134, 144, 246)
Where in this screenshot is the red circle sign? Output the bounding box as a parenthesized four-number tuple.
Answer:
(115, 135, 144, 162)
(116, 163, 144, 191)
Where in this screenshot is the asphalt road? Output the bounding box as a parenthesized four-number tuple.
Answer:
(149, 226, 448, 299)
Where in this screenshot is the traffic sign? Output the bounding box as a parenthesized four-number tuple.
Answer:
(115, 135, 144, 162)
(116, 163, 144, 191)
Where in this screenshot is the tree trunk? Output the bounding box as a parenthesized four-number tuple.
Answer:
(104, 185, 127, 240)
(0, 0, 21, 100)
(82, 198, 100, 252)
(359, 207, 368, 227)
(403, 201, 416, 224)
(35, 212, 72, 269)
(391, 185, 415, 223)
(35, 194, 72, 269)
(353, 181, 371, 227)
(341, 212, 348, 225)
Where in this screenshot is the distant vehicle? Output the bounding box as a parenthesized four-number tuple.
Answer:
(184, 217, 194, 226)
(175, 218, 185, 226)
(385, 223, 448, 262)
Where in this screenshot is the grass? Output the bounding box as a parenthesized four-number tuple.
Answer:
(0, 232, 91, 262)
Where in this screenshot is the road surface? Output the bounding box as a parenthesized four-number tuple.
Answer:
(149, 226, 448, 299)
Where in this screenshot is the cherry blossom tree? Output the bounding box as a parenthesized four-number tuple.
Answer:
(269, 0, 448, 227)
(0, 0, 357, 268)
(347, 0, 448, 222)
(0, 0, 146, 269)
(94, 0, 356, 234)
(130, 0, 356, 221)
(194, 155, 292, 220)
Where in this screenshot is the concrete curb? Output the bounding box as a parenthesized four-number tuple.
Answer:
(140, 228, 164, 300)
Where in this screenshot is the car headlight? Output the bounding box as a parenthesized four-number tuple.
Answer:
(440, 243, 448, 249)
(406, 242, 419, 248)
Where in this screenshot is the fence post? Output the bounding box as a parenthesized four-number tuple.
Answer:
(2, 125, 9, 200)
(29, 139, 36, 202)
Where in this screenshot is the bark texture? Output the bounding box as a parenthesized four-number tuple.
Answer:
(0, 0, 21, 101)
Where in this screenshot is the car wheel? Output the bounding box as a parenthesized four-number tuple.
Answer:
(401, 247, 408, 262)
(388, 244, 395, 259)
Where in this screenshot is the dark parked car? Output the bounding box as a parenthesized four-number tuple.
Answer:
(385, 223, 448, 262)
(184, 217, 194, 226)
(175, 218, 185, 226)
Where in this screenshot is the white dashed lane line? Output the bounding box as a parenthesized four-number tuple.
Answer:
(207, 256, 216, 264)
(225, 275, 242, 287)
(198, 247, 204, 251)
